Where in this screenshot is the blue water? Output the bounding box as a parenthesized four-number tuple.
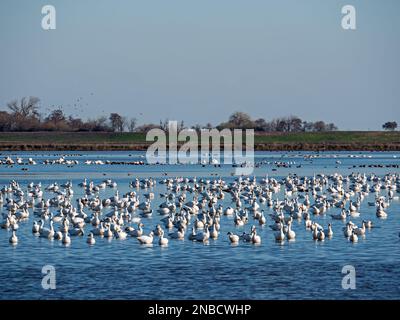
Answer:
(0, 151, 399, 299)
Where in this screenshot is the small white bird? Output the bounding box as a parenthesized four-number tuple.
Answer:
(350, 231, 358, 243)
(158, 230, 168, 246)
(227, 232, 239, 244)
(275, 226, 285, 241)
(87, 232, 96, 245)
(251, 230, 261, 244)
(9, 230, 18, 244)
(62, 231, 71, 245)
(317, 230, 325, 241)
(286, 222, 296, 240)
(32, 221, 40, 233)
(137, 231, 154, 245)
(325, 223, 333, 238)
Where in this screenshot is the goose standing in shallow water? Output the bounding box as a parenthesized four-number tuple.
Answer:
(54, 231, 63, 240)
(325, 223, 333, 238)
(376, 204, 387, 218)
(169, 227, 185, 240)
(317, 230, 325, 241)
(344, 223, 353, 238)
(330, 209, 347, 220)
(286, 222, 296, 240)
(158, 230, 168, 246)
(312, 226, 319, 240)
(354, 221, 366, 236)
(62, 231, 71, 245)
(251, 228, 261, 244)
(227, 232, 239, 244)
(87, 232, 95, 245)
(350, 231, 358, 243)
(195, 225, 210, 242)
(275, 225, 285, 242)
(209, 224, 218, 239)
(137, 231, 154, 245)
(9, 230, 18, 244)
(258, 211, 266, 226)
(188, 227, 197, 241)
(363, 220, 373, 228)
(105, 226, 113, 238)
(129, 223, 144, 237)
(32, 221, 40, 233)
(40, 220, 55, 239)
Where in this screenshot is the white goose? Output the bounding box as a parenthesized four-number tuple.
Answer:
(188, 227, 197, 241)
(350, 231, 358, 243)
(330, 209, 347, 220)
(312, 226, 319, 240)
(227, 232, 239, 244)
(343, 223, 353, 238)
(9, 230, 18, 244)
(251, 229, 261, 244)
(286, 222, 296, 240)
(209, 224, 218, 239)
(62, 231, 71, 245)
(158, 230, 169, 246)
(325, 223, 333, 238)
(275, 225, 285, 241)
(317, 230, 325, 241)
(195, 226, 210, 242)
(169, 227, 185, 240)
(40, 220, 55, 239)
(376, 204, 387, 218)
(87, 232, 96, 245)
(354, 221, 366, 236)
(32, 221, 40, 233)
(129, 223, 144, 237)
(259, 211, 266, 225)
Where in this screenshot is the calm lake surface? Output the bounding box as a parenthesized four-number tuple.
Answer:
(0, 151, 399, 300)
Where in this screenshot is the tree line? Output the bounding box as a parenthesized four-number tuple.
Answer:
(0, 97, 396, 133)
(145, 112, 338, 133)
(0, 97, 137, 132)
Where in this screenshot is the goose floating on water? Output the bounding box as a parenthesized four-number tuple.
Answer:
(9, 230, 18, 244)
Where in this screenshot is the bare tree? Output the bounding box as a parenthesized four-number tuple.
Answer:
(109, 113, 124, 132)
(313, 121, 326, 132)
(326, 123, 338, 131)
(7, 96, 40, 118)
(7, 96, 41, 130)
(228, 111, 253, 128)
(254, 118, 268, 131)
(287, 116, 303, 132)
(0, 111, 12, 131)
(46, 109, 66, 125)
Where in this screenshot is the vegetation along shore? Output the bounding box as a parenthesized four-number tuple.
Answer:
(0, 131, 399, 151)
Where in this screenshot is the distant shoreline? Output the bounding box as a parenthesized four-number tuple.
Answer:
(0, 144, 399, 152)
(0, 131, 399, 151)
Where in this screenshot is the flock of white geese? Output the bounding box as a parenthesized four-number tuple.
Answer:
(1, 156, 145, 167)
(1, 172, 399, 247)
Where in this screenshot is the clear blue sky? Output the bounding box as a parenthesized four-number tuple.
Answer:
(0, 0, 399, 130)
